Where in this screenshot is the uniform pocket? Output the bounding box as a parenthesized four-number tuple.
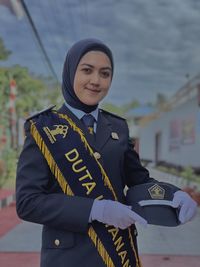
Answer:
(42, 226, 75, 249)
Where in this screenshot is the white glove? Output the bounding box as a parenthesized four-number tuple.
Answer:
(172, 190, 197, 224)
(90, 199, 147, 229)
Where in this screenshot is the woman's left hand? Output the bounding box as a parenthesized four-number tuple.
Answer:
(172, 190, 198, 224)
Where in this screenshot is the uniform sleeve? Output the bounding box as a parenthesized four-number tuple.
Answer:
(16, 123, 94, 233)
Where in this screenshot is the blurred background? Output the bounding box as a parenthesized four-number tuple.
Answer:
(0, 1, 200, 266)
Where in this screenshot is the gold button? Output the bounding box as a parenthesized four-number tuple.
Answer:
(93, 152, 101, 160)
(54, 239, 60, 246)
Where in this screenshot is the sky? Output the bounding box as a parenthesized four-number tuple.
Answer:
(0, 0, 200, 105)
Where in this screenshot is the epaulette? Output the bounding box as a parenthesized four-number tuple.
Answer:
(99, 109, 126, 120)
(26, 105, 56, 121)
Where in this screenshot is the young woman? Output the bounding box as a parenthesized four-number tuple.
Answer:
(16, 38, 197, 267)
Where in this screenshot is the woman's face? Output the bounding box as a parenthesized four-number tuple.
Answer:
(73, 51, 112, 106)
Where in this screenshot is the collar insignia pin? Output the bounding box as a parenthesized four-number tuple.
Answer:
(111, 132, 119, 140)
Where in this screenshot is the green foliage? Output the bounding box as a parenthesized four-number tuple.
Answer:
(101, 99, 140, 116)
(122, 99, 140, 113)
(11, 65, 46, 115)
(0, 65, 61, 117)
(169, 167, 179, 176)
(0, 39, 61, 188)
(155, 93, 168, 109)
(180, 166, 195, 181)
(0, 148, 17, 188)
(156, 165, 200, 185)
(101, 102, 124, 116)
(0, 159, 6, 188)
(0, 37, 11, 61)
(180, 166, 200, 186)
(156, 166, 169, 173)
(0, 65, 60, 188)
(0, 68, 10, 130)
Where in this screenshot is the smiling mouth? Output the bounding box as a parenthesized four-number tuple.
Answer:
(85, 87, 101, 93)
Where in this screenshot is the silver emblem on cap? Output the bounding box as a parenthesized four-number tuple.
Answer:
(148, 184, 165, 199)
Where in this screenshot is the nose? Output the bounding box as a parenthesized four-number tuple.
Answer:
(90, 72, 100, 86)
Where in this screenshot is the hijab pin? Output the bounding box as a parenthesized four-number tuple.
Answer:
(111, 132, 119, 140)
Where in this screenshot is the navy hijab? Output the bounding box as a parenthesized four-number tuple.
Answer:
(62, 38, 114, 113)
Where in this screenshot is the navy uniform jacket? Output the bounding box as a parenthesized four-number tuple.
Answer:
(16, 104, 155, 267)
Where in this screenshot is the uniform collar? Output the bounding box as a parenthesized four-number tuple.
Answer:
(64, 101, 99, 121)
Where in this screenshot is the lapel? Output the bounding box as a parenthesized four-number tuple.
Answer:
(57, 104, 98, 150)
(96, 110, 113, 151)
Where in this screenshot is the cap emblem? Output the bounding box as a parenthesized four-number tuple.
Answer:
(148, 184, 165, 199)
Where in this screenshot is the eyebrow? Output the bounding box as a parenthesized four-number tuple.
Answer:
(80, 63, 112, 71)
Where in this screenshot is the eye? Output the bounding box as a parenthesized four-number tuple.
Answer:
(81, 67, 92, 74)
(100, 70, 111, 78)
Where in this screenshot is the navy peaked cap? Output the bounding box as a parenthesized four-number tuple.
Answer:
(126, 182, 181, 227)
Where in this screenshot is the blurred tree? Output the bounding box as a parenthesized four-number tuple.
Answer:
(0, 37, 11, 60)
(0, 66, 55, 118)
(0, 37, 11, 135)
(0, 66, 10, 187)
(11, 65, 50, 116)
(101, 102, 124, 116)
(101, 99, 139, 116)
(122, 99, 139, 113)
(155, 92, 168, 109)
(0, 66, 60, 187)
(0, 38, 61, 187)
(0, 68, 10, 142)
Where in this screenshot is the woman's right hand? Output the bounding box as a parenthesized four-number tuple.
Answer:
(90, 199, 147, 229)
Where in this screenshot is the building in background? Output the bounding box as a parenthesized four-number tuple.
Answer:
(138, 75, 200, 171)
(126, 105, 156, 153)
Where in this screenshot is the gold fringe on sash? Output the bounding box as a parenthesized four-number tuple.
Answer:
(128, 228, 142, 267)
(88, 226, 115, 267)
(30, 115, 142, 267)
(30, 121, 73, 196)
